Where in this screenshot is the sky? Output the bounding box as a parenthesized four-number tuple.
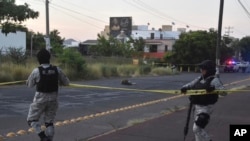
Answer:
(15, 0, 250, 42)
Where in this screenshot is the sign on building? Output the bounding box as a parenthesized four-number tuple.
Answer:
(109, 17, 132, 38)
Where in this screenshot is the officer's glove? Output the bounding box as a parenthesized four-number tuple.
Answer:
(181, 87, 187, 94)
(206, 86, 215, 93)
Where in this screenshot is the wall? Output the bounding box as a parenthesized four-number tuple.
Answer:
(0, 29, 26, 54)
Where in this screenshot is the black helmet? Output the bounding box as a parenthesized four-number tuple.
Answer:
(198, 60, 216, 70)
(37, 48, 50, 64)
(198, 60, 216, 78)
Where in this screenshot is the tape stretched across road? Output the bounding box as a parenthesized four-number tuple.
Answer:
(0, 80, 26, 86)
(0, 79, 248, 95)
(69, 83, 247, 95)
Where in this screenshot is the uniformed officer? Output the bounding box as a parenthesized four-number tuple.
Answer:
(181, 60, 225, 141)
(27, 48, 70, 141)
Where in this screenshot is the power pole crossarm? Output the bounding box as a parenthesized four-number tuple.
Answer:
(225, 26, 233, 37)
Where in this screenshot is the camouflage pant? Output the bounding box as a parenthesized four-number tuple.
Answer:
(27, 100, 58, 124)
(27, 93, 58, 140)
(193, 105, 213, 141)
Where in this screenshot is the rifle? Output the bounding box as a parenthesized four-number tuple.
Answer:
(184, 102, 193, 141)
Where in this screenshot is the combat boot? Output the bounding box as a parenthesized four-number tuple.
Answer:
(38, 131, 51, 141)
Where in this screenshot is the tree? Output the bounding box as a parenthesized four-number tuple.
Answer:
(169, 30, 234, 64)
(25, 29, 65, 55)
(128, 37, 145, 58)
(239, 36, 250, 61)
(90, 34, 113, 56)
(0, 0, 39, 34)
(90, 34, 132, 57)
(50, 29, 65, 55)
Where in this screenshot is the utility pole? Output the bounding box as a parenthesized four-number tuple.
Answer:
(215, 0, 224, 77)
(216, 0, 224, 66)
(45, 0, 51, 50)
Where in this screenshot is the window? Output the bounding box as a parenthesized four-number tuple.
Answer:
(150, 33, 154, 39)
(165, 45, 168, 51)
(149, 45, 157, 52)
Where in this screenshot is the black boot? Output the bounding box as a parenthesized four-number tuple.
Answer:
(38, 131, 51, 141)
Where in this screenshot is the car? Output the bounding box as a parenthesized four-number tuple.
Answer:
(224, 60, 239, 72)
(235, 61, 249, 72)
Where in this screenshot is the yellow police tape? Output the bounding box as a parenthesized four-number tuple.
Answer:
(70, 83, 244, 95)
(0, 80, 248, 95)
(0, 80, 26, 86)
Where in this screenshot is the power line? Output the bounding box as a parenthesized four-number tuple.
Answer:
(59, 0, 108, 18)
(124, 0, 209, 30)
(237, 0, 250, 20)
(123, 0, 170, 24)
(49, 5, 103, 29)
(50, 2, 108, 24)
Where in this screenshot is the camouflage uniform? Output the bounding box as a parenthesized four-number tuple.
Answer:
(181, 60, 225, 141)
(27, 49, 69, 141)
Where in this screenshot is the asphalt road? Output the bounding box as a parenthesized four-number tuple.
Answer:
(1, 72, 250, 141)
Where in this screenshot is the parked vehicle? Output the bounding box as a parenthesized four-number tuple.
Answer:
(224, 60, 239, 72)
(236, 61, 249, 72)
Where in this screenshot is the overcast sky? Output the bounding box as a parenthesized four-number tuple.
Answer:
(16, 0, 250, 41)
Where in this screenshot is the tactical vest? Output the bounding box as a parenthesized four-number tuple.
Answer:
(36, 65, 58, 93)
(189, 76, 218, 105)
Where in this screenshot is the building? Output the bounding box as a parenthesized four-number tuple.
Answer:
(63, 38, 79, 48)
(131, 25, 181, 59)
(0, 29, 26, 54)
(87, 17, 185, 59)
(79, 40, 98, 55)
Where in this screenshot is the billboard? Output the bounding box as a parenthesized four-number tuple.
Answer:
(109, 17, 132, 38)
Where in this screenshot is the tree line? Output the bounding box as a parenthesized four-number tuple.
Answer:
(1, 0, 250, 65)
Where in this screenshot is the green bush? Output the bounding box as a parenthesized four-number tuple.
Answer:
(139, 65, 151, 75)
(117, 65, 137, 76)
(100, 64, 118, 77)
(0, 71, 14, 82)
(150, 67, 173, 75)
(84, 64, 103, 80)
(7, 47, 27, 64)
(58, 49, 87, 79)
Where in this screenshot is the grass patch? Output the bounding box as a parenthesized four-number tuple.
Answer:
(0, 57, 179, 82)
(150, 67, 178, 76)
(117, 65, 138, 77)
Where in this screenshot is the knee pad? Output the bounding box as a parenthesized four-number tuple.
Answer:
(45, 123, 54, 137)
(27, 120, 38, 127)
(195, 113, 210, 129)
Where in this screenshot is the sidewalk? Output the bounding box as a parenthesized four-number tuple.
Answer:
(88, 91, 250, 141)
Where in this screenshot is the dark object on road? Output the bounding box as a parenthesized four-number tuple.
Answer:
(121, 79, 135, 85)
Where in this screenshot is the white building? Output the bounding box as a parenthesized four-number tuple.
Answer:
(99, 24, 184, 59)
(0, 29, 26, 54)
(63, 38, 79, 48)
(131, 25, 182, 58)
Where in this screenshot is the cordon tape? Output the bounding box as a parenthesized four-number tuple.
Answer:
(1, 77, 250, 140)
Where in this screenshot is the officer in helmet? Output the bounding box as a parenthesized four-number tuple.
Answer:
(26, 48, 70, 141)
(181, 60, 225, 141)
